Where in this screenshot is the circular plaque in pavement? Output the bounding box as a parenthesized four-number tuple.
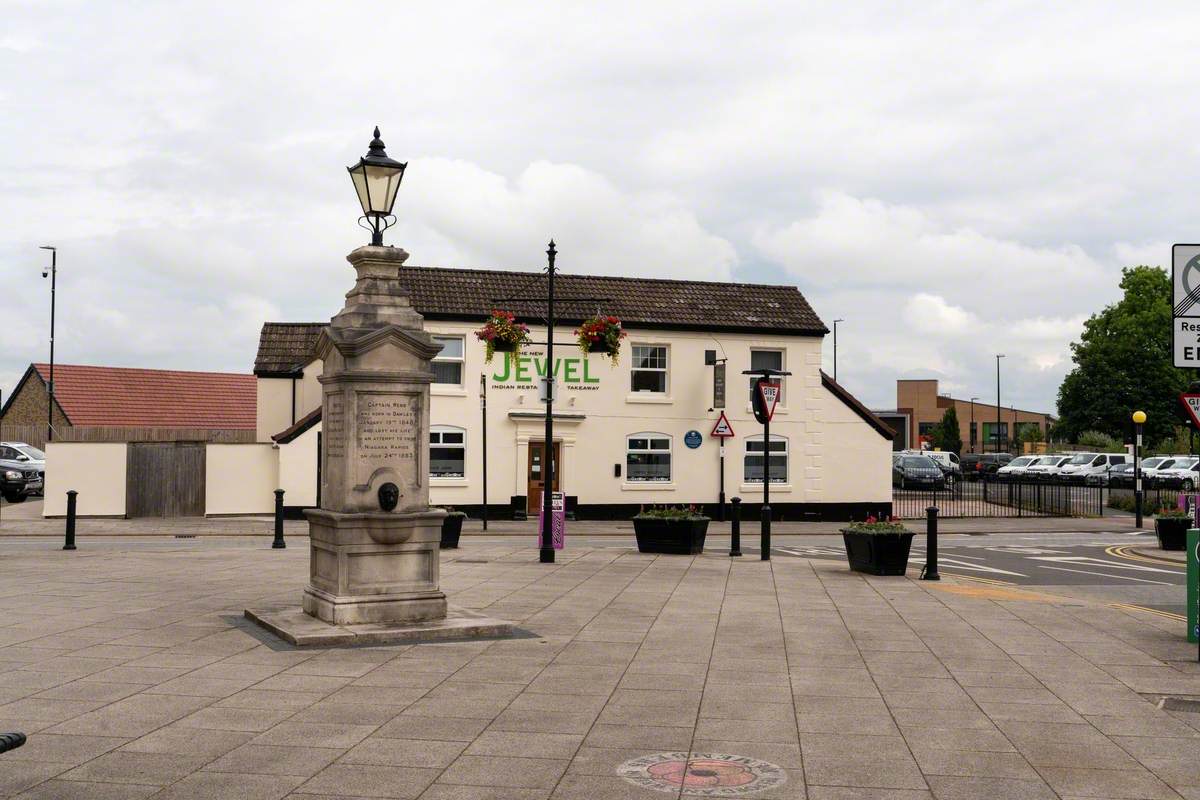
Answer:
(617, 751, 787, 796)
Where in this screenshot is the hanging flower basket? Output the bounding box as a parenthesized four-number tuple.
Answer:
(575, 315, 626, 365)
(475, 310, 530, 364)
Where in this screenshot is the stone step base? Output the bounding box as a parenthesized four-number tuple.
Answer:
(244, 605, 514, 647)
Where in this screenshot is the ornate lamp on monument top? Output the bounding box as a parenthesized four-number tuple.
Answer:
(348, 127, 407, 246)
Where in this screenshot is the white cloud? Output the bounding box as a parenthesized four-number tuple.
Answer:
(903, 294, 977, 335)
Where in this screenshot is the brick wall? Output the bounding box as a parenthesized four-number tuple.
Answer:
(0, 371, 71, 446)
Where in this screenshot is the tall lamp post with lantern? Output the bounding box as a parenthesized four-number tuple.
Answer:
(1133, 410, 1146, 528)
(347, 127, 407, 246)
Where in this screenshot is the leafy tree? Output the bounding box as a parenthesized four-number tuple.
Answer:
(1077, 430, 1122, 452)
(931, 406, 963, 455)
(1056, 266, 1194, 445)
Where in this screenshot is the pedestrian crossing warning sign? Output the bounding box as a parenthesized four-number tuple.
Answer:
(710, 411, 734, 438)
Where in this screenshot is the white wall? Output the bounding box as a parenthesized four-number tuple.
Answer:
(256, 379, 292, 443)
(43, 443, 127, 517)
(205, 443, 279, 515)
(278, 424, 319, 507)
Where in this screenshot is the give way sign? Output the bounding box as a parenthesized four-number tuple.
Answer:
(757, 381, 782, 422)
(1183, 394, 1200, 428)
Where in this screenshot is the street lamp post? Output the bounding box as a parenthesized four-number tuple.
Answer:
(995, 355, 1005, 453)
(1133, 410, 1146, 528)
(832, 319, 844, 382)
(969, 397, 979, 450)
(347, 127, 407, 246)
(39, 246, 57, 443)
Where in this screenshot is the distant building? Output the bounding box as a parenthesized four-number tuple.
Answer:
(0, 363, 256, 448)
(875, 379, 1054, 453)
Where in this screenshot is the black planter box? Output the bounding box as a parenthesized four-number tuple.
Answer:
(440, 514, 465, 549)
(633, 517, 709, 554)
(1155, 517, 1190, 551)
(841, 531, 914, 575)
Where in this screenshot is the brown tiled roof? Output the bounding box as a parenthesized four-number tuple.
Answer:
(255, 323, 326, 376)
(821, 371, 895, 441)
(255, 266, 827, 375)
(29, 364, 256, 429)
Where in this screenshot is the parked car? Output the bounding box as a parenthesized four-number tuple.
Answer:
(0, 442, 44, 497)
(997, 455, 1043, 480)
(1155, 457, 1200, 490)
(1025, 455, 1072, 480)
(1057, 452, 1128, 484)
(0, 445, 42, 503)
(900, 450, 961, 484)
(960, 452, 1013, 480)
(1106, 462, 1137, 489)
(1139, 456, 1171, 483)
(892, 455, 947, 490)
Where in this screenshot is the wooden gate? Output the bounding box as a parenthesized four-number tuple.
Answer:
(125, 442, 205, 517)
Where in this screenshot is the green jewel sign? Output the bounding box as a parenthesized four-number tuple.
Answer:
(491, 354, 602, 385)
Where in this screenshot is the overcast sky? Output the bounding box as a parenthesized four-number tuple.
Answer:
(1, 1, 1193, 414)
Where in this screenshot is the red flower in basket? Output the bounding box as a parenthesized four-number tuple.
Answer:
(574, 314, 626, 366)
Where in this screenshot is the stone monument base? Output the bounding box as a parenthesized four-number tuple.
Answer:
(303, 508, 447, 626)
(244, 605, 514, 647)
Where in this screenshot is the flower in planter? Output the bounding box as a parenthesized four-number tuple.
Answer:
(574, 315, 626, 366)
(635, 504, 710, 520)
(475, 310, 531, 364)
(843, 513, 909, 534)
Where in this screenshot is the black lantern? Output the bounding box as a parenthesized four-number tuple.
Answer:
(348, 126, 407, 246)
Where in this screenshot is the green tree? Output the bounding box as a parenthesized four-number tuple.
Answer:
(931, 406, 963, 455)
(1056, 266, 1193, 445)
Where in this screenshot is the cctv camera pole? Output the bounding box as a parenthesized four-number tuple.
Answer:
(40, 246, 57, 443)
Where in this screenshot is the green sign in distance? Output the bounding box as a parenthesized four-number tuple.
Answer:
(1189, 529, 1199, 644)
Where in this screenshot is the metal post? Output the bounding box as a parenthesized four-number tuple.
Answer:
(1134, 422, 1143, 528)
(540, 241, 556, 564)
(730, 497, 742, 557)
(921, 505, 939, 580)
(718, 444, 726, 522)
(41, 247, 57, 443)
(995, 355, 1003, 454)
(761, 402, 771, 561)
(63, 490, 77, 550)
(480, 373, 488, 531)
(272, 489, 286, 549)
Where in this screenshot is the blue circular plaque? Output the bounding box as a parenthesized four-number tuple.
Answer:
(684, 430, 703, 449)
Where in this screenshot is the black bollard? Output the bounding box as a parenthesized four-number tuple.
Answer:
(921, 505, 940, 580)
(63, 490, 77, 551)
(0, 732, 26, 754)
(272, 489, 286, 549)
(730, 497, 742, 557)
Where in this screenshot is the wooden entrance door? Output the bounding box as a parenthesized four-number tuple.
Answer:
(527, 441, 560, 514)
(126, 442, 205, 517)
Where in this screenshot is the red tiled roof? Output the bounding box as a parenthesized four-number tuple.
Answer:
(31, 364, 256, 430)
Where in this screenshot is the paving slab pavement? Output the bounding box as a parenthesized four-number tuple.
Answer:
(0, 540, 1198, 799)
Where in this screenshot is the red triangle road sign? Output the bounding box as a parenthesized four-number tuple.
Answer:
(710, 411, 735, 438)
(757, 381, 782, 422)
(1183, 394, 1200, 428)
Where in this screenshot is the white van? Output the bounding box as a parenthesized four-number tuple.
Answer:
(1024, 455, 1072, 480)
(997, 455, 1040, 480)
(1155, 457, 1200, 489)
(1058, 452, 1128, 484)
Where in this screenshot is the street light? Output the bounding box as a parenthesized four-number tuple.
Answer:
(969, 397, 979, 450)
(995, 354, 1006, 454)
(347, 127, 407, 246)
(39, 246, 57, 443)
(832, 319, 844, 382)
(1133, 410, 1146, 528)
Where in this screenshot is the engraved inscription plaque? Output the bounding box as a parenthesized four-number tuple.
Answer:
(355, 392, 421, 488)
(325, 394, 346, 458)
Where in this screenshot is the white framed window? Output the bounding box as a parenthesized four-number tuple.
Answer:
(626, 433, 672, 482)
(744, 434, 788, 483)
(432, 336, 464, 386)
(631, 345, 668, 393)
(430, 425, 466, 478)
(748, 349, 785, 404)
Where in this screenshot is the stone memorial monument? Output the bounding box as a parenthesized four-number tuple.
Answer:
(246, 129, 511, 646)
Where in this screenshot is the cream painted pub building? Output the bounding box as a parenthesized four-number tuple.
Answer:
(256, 265, 893, 520)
